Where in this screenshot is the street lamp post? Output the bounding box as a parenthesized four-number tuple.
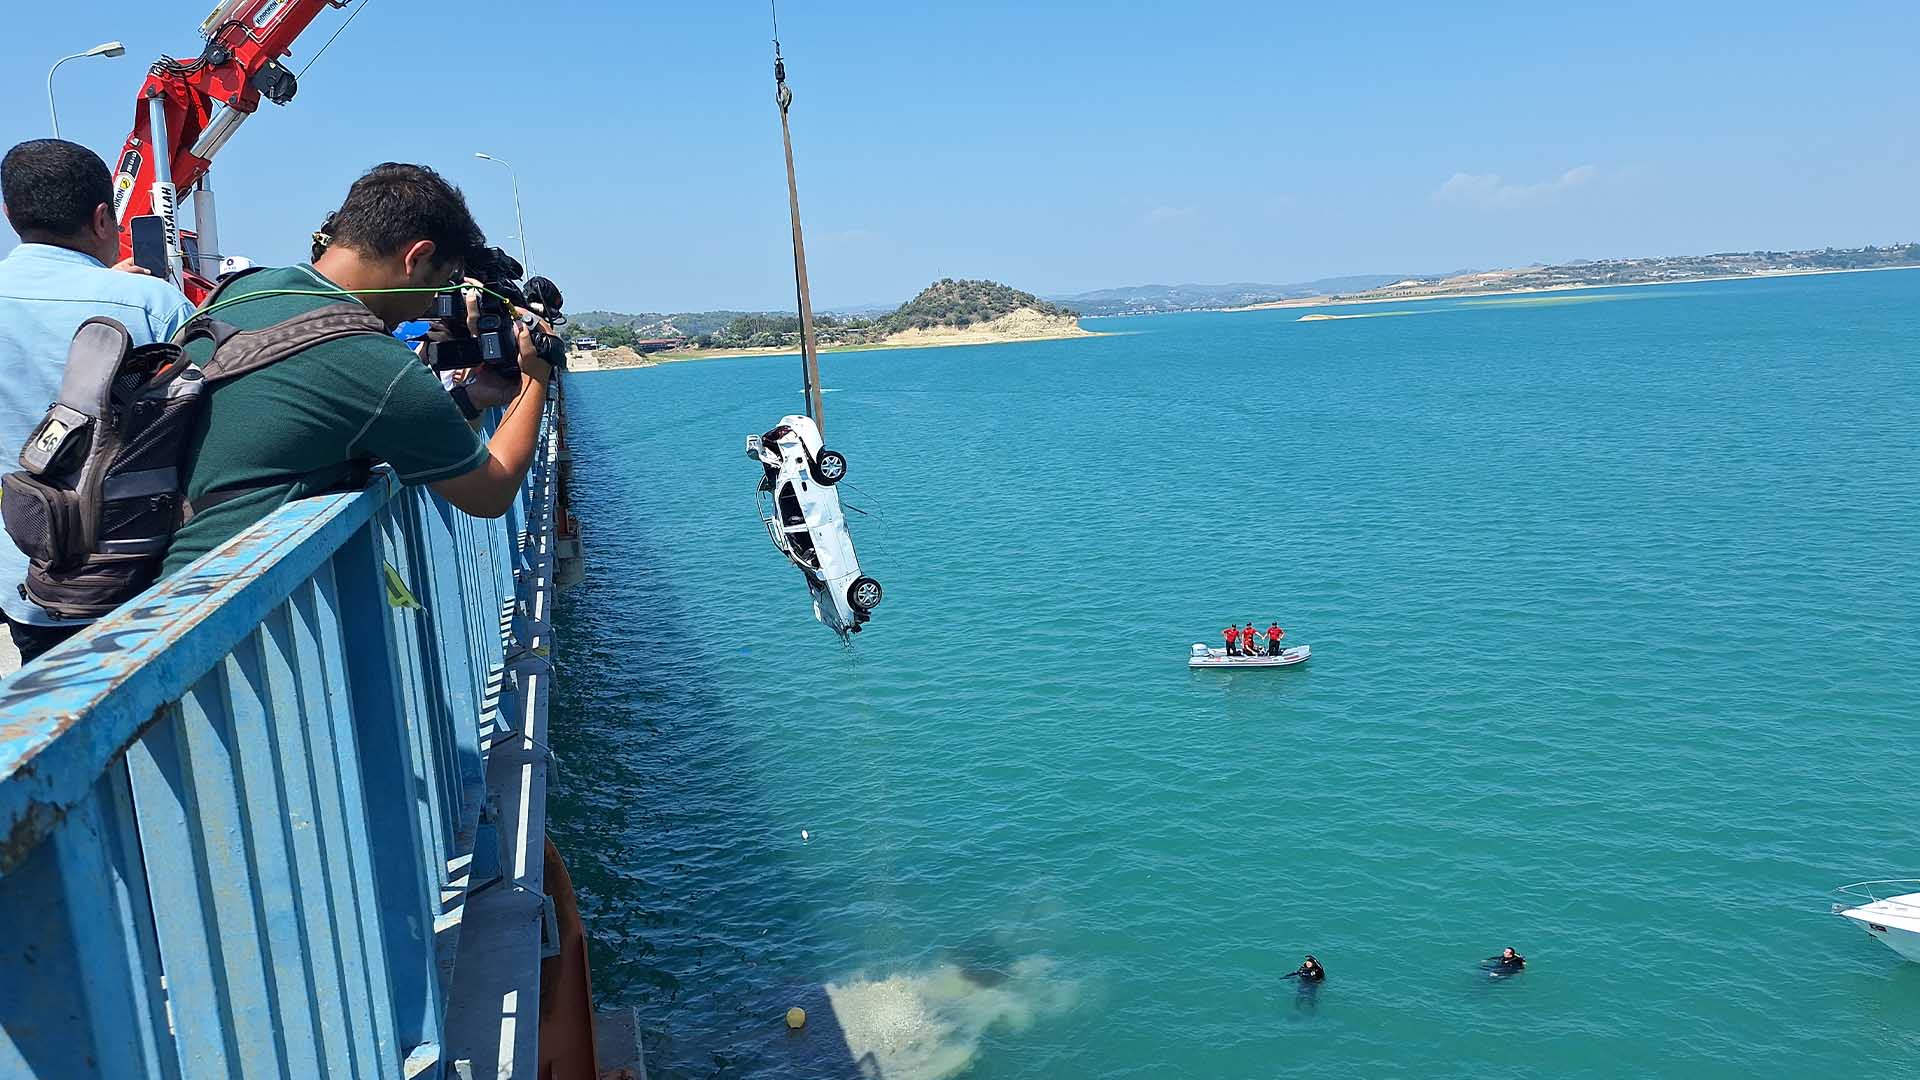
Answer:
(474, 152, 530, 273)
(47, 41, 127, 139)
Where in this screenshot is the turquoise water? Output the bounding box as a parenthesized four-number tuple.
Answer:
(550, 270, 1920, 1078)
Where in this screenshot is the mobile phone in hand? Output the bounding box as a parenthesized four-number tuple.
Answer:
(129, 215, 169, 278)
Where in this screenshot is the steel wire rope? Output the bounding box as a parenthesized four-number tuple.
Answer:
(765, 0, 906, 980)
(297, 0, 378, 79)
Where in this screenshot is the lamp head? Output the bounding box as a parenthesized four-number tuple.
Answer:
(89, 41, 126, 58)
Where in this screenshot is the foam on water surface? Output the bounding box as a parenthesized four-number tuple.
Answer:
(823, 957, 1075, 1080)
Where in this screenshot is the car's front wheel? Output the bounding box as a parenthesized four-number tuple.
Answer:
(848, 576, 883, 611)
(813, 449, 847, 485)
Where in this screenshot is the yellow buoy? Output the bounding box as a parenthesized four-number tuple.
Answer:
(785, 1007, 807, 1030)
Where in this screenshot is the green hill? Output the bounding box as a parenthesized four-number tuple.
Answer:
(569, 278, 1082, 351)
(873, 279, 1075, 335)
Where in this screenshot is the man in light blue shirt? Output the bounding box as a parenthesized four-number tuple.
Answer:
(0, 139, 195, 670)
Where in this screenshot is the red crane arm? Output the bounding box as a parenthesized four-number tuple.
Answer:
(111, 0, 350, 290)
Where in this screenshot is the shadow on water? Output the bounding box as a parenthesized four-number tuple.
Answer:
(549, 520, 870, 1079)
(1477, 962, 1526, 988)
(1292, 980, 1321, 1016)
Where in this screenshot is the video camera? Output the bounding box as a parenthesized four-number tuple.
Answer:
(423, 248, 568, 374)
(425, 246, 525, 372)
(522, 276, 569, 371)
(523, 276, 566, 326)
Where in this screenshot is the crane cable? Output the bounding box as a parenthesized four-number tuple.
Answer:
(771, 0, 825, 431)
(297, 0, 378, 79)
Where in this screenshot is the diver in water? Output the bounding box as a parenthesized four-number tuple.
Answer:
(1486, 947, 1525, 973)
(1285, 955, 1325, 983)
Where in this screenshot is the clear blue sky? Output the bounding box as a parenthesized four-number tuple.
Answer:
(4, 1, 1915, 311)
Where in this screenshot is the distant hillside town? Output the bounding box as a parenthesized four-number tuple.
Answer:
(1071, 244, 1920, 315)
(1323, 244, 1920, 305)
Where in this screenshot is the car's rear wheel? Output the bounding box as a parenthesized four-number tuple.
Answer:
(848, 576, 883, 611)
(813, 449, 847, 485)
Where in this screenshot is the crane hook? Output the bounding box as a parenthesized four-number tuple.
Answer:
(771, 1, 791, 111)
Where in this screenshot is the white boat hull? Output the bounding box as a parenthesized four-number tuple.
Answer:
(1866, 923, 1920, 963)
(1189, 644, 1310, 669)
(1833, 883, 1920, 963)
(1840, 908, 1920, 962)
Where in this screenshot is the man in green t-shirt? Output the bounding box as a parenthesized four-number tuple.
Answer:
(163, 163, 550, 575)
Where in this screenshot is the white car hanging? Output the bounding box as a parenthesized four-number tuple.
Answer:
(747, 416, 880, 635)
(745, 25, 881, 637)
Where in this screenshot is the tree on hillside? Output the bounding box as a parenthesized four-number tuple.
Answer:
(594, 324, 638, 348)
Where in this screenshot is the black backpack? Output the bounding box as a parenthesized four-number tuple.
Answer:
(2, 281, 386, 619)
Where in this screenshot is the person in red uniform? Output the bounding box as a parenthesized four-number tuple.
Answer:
(1266, 622, 1284, 656)
(1223, 624, 1240, 656)
(1244, 623, 1259, 657)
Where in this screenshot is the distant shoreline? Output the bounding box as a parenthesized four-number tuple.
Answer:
(1215, 263, 1920, 314)
(567, 263, 1919, 372)
(569, 319, 1100, 373)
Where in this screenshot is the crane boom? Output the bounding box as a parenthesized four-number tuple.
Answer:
(111, 0, 352, 297)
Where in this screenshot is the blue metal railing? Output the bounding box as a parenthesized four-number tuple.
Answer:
(0, 412, 560, 1079)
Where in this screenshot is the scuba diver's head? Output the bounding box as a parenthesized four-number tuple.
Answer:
(1502, 948, 1517, 959)
(1304, 954, 1317, 964)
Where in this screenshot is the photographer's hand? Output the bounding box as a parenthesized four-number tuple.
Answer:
(461, 277, 485, 331)
(460, 324, 550, 411)
(512, 320, 553, 385)
(460, 366, 517, 411)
